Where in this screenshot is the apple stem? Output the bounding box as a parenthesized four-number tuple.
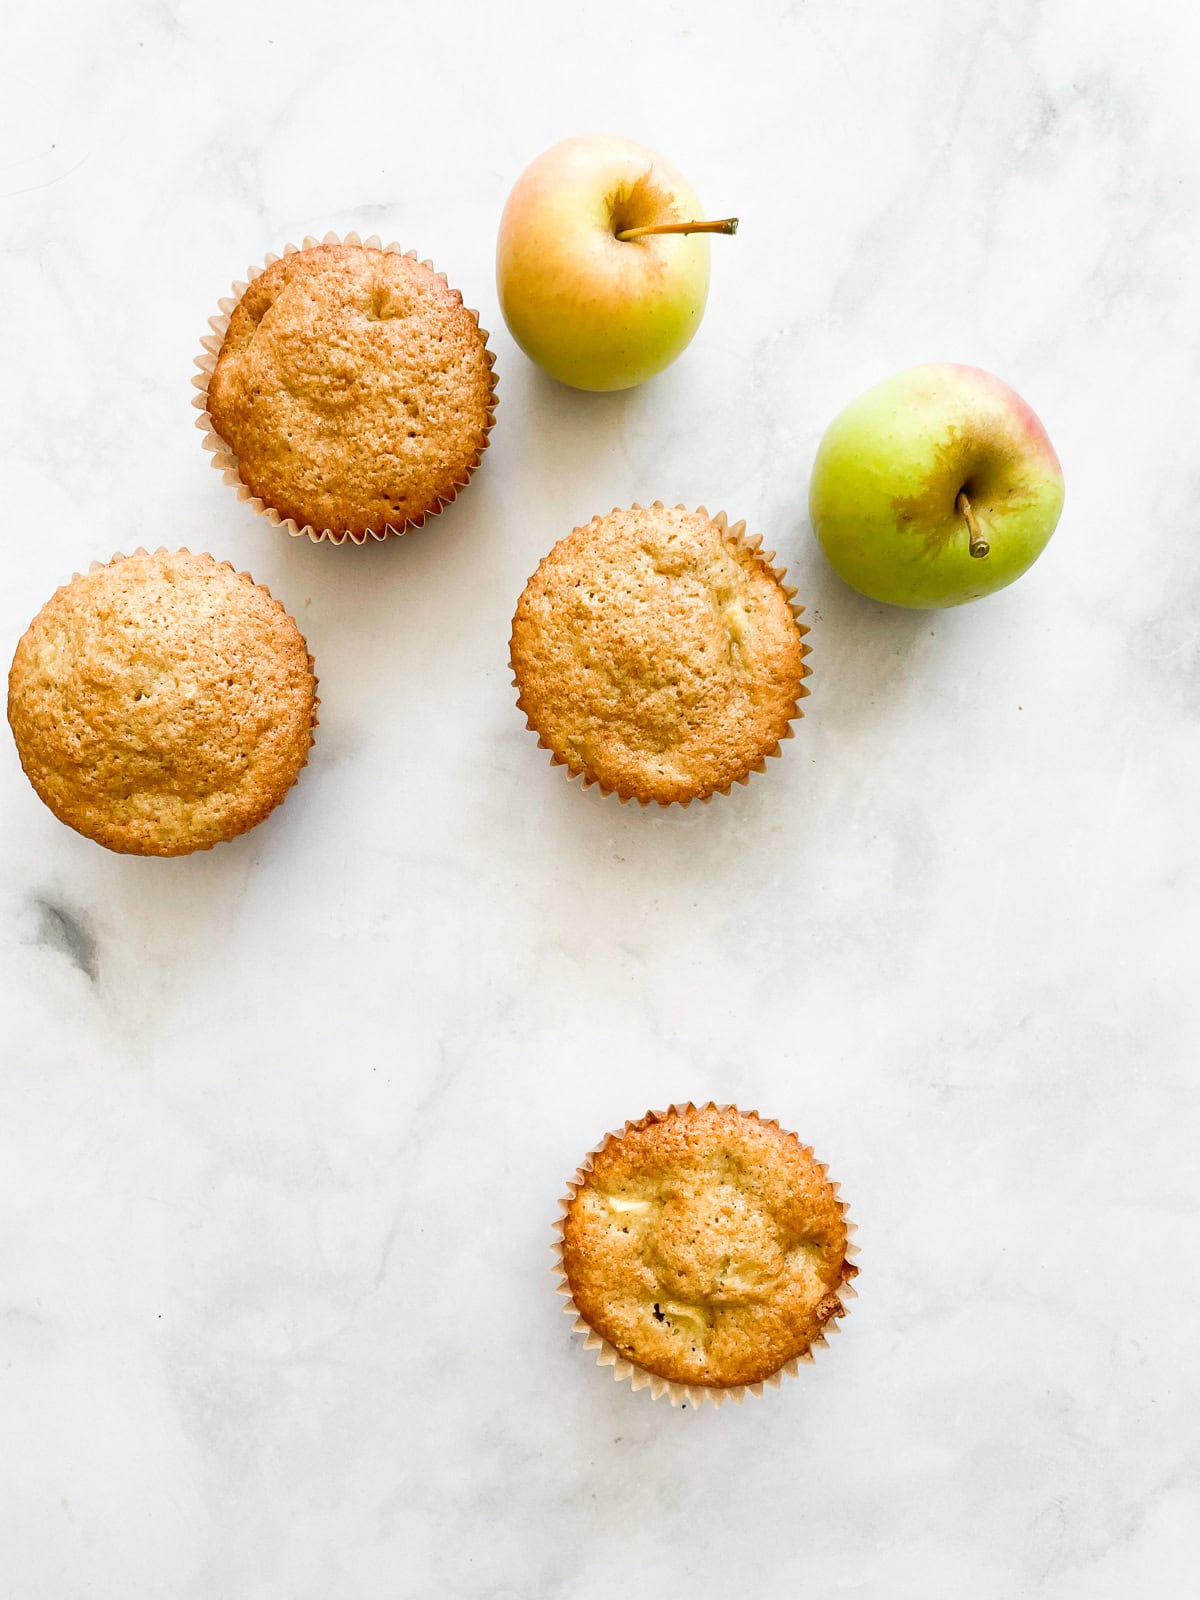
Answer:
(615, 216, 739, 241)
(956, 491, 990, 559)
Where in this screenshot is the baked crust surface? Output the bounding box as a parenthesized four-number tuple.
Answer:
(562, 1105, 854, 1388)
(511, 506, 806, 803)
(208, 243, 495, 538)
(8, 551, 317, 855)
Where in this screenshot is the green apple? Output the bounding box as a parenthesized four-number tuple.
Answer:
(496, 134, 736, 392)
(809, 364, 1065, 608)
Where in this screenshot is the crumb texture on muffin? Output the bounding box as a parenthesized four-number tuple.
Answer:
(7, 550, 317, 856)
(561, 1105, 854, 1389)
(207, 243, 495, 538)
(511, 505, 808, 804)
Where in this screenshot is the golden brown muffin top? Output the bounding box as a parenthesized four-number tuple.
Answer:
(510, 505, 808, 804)
(561, 1105, 854, 1389)
(7, 550, 317, 856)
(207, 243, 495, 539)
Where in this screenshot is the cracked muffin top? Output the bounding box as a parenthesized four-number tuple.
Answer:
(206, 243, 496, 540)
(510, 504, 808, 804)
(7, 550, 317, 856)
(560, 1104, 855, 1389)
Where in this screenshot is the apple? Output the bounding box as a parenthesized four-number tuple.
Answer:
(809, 364, 1065, 608)
(496, 134, 736, 392)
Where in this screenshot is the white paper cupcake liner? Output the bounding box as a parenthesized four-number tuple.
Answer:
(552, 1102, 858, 1408)
(512, 504, 811, 806)
(192, 231, 498, 546)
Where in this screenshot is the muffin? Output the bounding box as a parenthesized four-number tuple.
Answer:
(510, 504, 810, 804)
(8, 550, 317, 856)
(556, 1104, 856, 1401)
(199, 235, 497, 544)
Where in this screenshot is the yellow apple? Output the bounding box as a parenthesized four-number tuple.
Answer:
(496, 134, 735, 392)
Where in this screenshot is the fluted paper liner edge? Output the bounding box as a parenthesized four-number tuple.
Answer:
(552, 1102, 858, 1409)
(192, 232, 498, 546)
(511, 505, 812, 806)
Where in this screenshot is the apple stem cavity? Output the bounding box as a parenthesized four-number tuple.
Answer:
(956, 491, 991, 559)
(615, 216, 739, 241)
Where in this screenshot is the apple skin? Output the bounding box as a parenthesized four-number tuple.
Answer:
(496, 134, 712, 392)
(809, 364, 1065, 608)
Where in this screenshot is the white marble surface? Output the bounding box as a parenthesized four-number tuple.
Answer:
(2, 0, 1198, 1593)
